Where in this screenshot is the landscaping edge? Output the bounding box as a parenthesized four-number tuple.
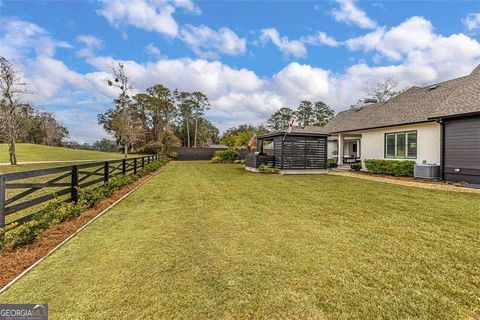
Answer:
(0, 162, 168, 293)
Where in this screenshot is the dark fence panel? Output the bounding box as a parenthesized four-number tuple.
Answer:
(172, 147, 255, 161)
(0, 155, 162, 230)
(171, 147, 227, 160)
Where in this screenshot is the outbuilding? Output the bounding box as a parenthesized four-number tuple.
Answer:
(245, 128, 328, 174)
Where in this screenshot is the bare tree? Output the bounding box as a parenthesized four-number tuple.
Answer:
(109, 109, 145, 156)
(0, 57, 31, 165)
(365, 78, 400, 102)
(39, 112, 69, 146)
(100, 62, 144, 157)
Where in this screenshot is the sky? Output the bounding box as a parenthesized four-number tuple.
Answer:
(1, 0, 480, 143)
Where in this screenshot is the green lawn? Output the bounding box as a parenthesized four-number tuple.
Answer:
(1, 162, 479, 319)
(0, 143, 126, 164)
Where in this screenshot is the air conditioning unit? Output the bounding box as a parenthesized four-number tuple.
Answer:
(414, 164, 440, 180)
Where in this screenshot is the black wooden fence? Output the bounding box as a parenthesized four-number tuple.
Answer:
(0, 155, 162, 230)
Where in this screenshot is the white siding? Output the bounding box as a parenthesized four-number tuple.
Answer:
(359, 122, 441, 165)
(327, 140, 337, 159)
(326, 122, 441, 166)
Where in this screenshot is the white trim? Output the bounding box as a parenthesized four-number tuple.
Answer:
(0, 168, 163, 294)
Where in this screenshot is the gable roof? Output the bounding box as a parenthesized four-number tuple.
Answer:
(320, 64, 480, 134)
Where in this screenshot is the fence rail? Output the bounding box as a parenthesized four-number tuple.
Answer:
(0, 155, 162, 229)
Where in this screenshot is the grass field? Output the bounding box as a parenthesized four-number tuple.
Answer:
(1, 162, 479, 319)
(0, 143, 126, 164)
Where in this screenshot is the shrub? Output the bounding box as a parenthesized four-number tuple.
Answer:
(211, 156, 222, 163)
(327, 159, 338, 168)
(0, 224, 17, 251)
(258, 164, 279, 174)
(11, 221, 44, 249)
(212, 150, 239, 163)
(137, 141, 164, 154)
(80, 187, 108, 207)
(350, 163, 362, 171)
(364, 159, 415, 177)
(159, 129, 181, 151)
(167, 151, 178, 159)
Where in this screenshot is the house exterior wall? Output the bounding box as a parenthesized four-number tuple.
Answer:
(327, 140, 337, 159)
(359, 122, 441, 165)
(327, 122, 441, 165)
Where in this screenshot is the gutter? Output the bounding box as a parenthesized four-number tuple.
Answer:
(427, 110, 480, 121)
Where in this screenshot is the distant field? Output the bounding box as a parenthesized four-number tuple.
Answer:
(0, 144, 126, 164)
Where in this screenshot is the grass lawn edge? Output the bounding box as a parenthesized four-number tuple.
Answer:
(0, 162, 169, 293)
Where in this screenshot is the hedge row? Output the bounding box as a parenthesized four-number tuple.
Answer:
(364, 159, 415, 177)
(211, 149, 239, 163)
(0, 158, 170, 252)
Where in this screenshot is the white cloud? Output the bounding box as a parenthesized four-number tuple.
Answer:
(145, 43, 162, 57)
(302, 31, 340, 47)
(259, 28, 339, 58)
(0, 17, 71, 60)
(96, 0, 244, 58)
(260, 28, 307, 58)
(345, 16, 480, 64)
(332, 0, 378, 29)
(76, 35, 103, 58)
(463, 13, 480, 32)
(272, 63, 331, 102)
(171, 0, 201, 14)
(179, 25, 247, 57)
(96, 0, 186, 37)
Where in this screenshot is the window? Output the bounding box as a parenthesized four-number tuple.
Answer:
(385, 130, 417, 159)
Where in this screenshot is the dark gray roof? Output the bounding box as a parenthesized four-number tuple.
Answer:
(319, 64, 480, 134)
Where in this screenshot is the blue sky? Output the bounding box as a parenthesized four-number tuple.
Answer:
(1, 0, 480, 142)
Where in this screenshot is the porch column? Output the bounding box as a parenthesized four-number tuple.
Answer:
(357, 139, 361, 159)
(338, 134, 344, 165)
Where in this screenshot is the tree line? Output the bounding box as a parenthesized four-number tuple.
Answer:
(98, 63, 219, 156)
(0, 57, 68, 165)
(219, 100, 335, 148)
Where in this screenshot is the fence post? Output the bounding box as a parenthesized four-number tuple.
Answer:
(0, 176, 5, 228)
(71, 165, 79, 203)
(104, 161, 109, 185)
(122, 159, 126, 175)
(142, 157, 145, 169)
(134, 158, 137, 175)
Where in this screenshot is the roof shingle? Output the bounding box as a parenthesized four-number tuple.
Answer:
(319, 64, 480, 134)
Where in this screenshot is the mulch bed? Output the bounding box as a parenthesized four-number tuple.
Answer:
(0, 170, 160, 289)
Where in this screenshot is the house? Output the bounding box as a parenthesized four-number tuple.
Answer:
(319, 64, 480, 184)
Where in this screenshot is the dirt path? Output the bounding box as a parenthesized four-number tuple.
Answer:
(330, 171, 480, 194)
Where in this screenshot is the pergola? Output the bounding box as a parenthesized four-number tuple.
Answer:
(246, 130, 328, 173)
